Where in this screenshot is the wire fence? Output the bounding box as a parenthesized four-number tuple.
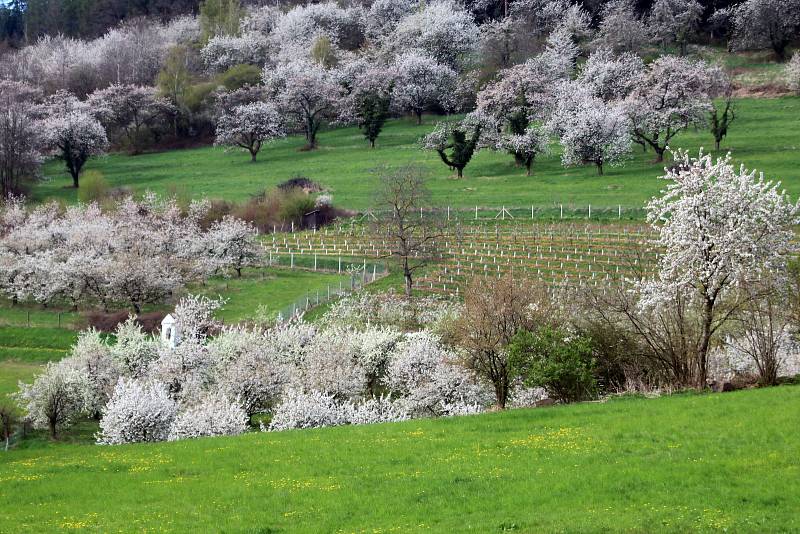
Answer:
(345, 204, 649, 225)
(275, 263, 388, 322)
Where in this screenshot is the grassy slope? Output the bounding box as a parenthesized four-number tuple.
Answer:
(1, 386, 798, 532)
(35, 97, 800, 211)
(193, 268, 349, 324)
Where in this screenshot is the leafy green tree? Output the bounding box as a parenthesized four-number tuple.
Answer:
(422, 114, 487, 178)
(508, 327, 597, 404)
(358, 91, 392, 149)
(199, 0, 242, 43)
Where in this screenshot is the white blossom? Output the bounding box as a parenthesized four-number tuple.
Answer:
(96, 378, 177, 445)
(387, 0, 479, 70)
(384, 331, 489, 417)
(262, 59, 340, 149)
(168, 391, 249, 441)
(623, 56, 713, 162)
(201, 32, 271, 73)
(591, 0, 649, 54)
(648, 0, 704, 55)
(15, 360, 91, 438)
(215, 102, 285, 162)
(40, 109, 108, 188)
(578, 48, 644, 102)
(731, 0, 800, 60)
(548, 82, 632, 175)
(644, 151, 800, 307)
(390, 51, 458, 123)
(786, 53, 800, 94)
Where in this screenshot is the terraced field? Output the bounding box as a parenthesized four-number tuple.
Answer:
(265, 220, 658, 295)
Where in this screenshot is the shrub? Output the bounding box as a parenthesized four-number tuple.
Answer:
(508, 327, 597, 404)
(167, 392, 249, 441)
(96, 378, 177, 445)
(78, 171, 110, 203)
(786, 53, 800, 94)
(278, 191, 316, 224)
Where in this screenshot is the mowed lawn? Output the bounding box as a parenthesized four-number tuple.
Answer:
(34, 97, 800, 211)
(1, 386, 799, 532)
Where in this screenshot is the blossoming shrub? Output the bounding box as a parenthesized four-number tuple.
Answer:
(168, 392, 249, 441)
(97, 379, 177, 445)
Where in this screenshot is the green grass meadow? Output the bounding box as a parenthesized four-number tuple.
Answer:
(35, 98, 800, 212)
(0, 386, 798, 532)
(193, 267, 350, 324)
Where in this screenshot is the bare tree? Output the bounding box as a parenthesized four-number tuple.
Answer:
(727, 279, 792, 386)
(0, 402, 18, 451)
(456, 275, 553, 408)
(0, 82, 41, 197)
(374, 165, 443, 298)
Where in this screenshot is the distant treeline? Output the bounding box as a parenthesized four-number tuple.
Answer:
(0, 0, 740, 49)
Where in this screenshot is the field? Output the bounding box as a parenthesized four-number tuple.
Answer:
(192, 267, 353, 324)
(0, 386, 798, 532)
(34, 97, 800, 212)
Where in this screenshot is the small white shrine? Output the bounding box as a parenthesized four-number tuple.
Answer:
(161, 314, 181, 348)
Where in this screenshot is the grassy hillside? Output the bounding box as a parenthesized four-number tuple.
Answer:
(35, 97, 800, 212)
(1, 386, 798, 532)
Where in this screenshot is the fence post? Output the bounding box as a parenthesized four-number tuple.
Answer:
(588, 204, 591, 219)
(27, 310, 30, 327)
(447, 206, 450, 221)
(291, 253, 294, 269)
(314, 254, 317, 271)
(531, 206, 534, 219)
(560, 204, 563, 219)
(338, 256, 342, 273)
(618, 205, 622, 219)
(475, 206, 478, 220)
(58, 313, 61, 328)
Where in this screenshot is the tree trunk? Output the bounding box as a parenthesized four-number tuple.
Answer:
(493, 371, 508, 409)
(653, 147, 665, 163)
(250, 151, 257, 163)
(370, 139, 375, 148)
(715, 139, 721, 151)
(456, 167, 463, 178)
(403, 257, 413, 298)
(71, 170, 80, 188)
(416, 111, 422, 125)
(49, 419, 57, 440)
(697, 297, 714, 388)
(236, 267, 242, 277)
(596, 161, 604, 176)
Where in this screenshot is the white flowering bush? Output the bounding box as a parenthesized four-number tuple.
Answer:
(323, 292, 461, 332)
(168, 392, 249, 441)
(786, 53, 800, 94)
(14, 361, 91, 439)
(384, 331, 491, 417)
(269, 390, 409, 431)
(109, 316, 160, 378)
(268, 389, 349, 431)
(97, 378, 177, 445)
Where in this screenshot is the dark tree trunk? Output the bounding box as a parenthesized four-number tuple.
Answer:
(402, 257, 413, 298)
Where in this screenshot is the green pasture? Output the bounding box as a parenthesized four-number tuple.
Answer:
(34, 97, 800, 213)
(0, 386, 798, 532)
